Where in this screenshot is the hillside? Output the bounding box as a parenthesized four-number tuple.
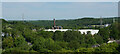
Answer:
(28, 17, 117, 29)
(1, 18, 120, 53)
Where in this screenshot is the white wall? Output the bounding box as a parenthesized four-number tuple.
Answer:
(44, 29, 99, 35)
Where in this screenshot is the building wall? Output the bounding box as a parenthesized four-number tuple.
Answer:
(44, 29, 99, 35)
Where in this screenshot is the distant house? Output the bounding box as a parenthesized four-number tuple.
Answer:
(1, 32, 12, 37)
(90, 25, 104, 27)
(1, 32, 5, 36)
(89, 24, 111, 28)
(92, 44, 100, 48)
(39, 28, 45, 30)
(107, 40, 120, 44)
(107, 40, 116, 43)
(32, 29, 36, 32)
(104, 24, 111, 27)
(28, 42, 32, 46)
(52, 26, 63, 29)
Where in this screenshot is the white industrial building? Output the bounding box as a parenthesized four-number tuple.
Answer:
(44, 29, 99, 35)
(44, 19, 99, 35)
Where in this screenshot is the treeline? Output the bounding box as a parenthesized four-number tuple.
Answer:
(28, 17, 118, 29)
(1, 19, 120, 53)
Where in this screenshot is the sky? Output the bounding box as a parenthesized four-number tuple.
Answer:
(1, 0, 120, 2)
(2, 2, 118, 20)
(0, 3, 2, 18)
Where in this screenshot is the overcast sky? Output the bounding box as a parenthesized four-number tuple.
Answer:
(2, 2, 118, 20)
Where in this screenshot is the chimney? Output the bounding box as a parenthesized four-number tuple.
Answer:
(54, 19, 55, 26)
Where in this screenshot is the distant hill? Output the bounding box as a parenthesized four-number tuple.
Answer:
(28, 17, 118, 29)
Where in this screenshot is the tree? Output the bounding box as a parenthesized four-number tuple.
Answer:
(2, 37, 14, 49)
(44, 38, 62, 51)
(63, 30, 80, 42)
(53, 31, 64, 41)
(78, 33, 85, 47)
(94, 34, 103, 44)
(14, 36, 30, 50)
(55, 41, 68, 49)
(95, 42, 119, 52)
(37, 31, 53, 38)
(32, 37, 46, 51)
(98, 27, 110, 43)
(84, 34, 96, 47)
(75, 48, 95, 52)
(110, 22, 119, 39)
(68, 41, 80, 50)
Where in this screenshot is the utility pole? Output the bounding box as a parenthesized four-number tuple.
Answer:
(113, 18, 115, 23)
(22, 13, 24, 22)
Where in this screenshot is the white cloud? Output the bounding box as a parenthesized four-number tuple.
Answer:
(2, 0, 120, 2)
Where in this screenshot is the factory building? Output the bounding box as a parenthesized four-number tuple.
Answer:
(44, 18, 99, 35)
(44, 29, 99, 35)
(52, 19, 63, 29)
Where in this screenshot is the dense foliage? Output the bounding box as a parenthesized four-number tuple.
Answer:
(28, 17, 117, 29)
(1, 17, 120, 54)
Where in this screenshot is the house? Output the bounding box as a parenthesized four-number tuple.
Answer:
(104, 24, 111, 27)
(92, 44, 100, 48)
(107, 40, 116, 43)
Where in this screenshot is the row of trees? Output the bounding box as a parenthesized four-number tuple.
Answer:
(29, 17, 117, 29)
(1, 19, 120, 53)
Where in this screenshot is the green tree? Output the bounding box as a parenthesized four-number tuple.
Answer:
(14, 36, 30, 50)
(84, 34, 96, 47)
(53, 31, 64, 41)
(98, 27, 110, 43)
(38, 31, 53, 38)
(63, 30, 80, 42)
(68, 41, 80, 50)
(55, 41, 68, 49)
(32, 37, 46, 51)
(110, 22, 119, 39)
(2, 37, 14, 49)
(44, 38, 62, 51)
(75, 48, 95, 52)
(94, 34, 103, 44)
(95, 42, 119, 52)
